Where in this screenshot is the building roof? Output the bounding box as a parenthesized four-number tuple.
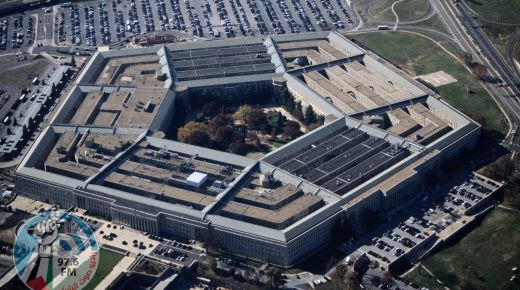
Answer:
(14, 31, 480, 243)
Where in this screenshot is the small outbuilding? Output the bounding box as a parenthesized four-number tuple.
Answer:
(186, 172, 208, 188)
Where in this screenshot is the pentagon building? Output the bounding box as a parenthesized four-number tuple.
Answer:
(14, 32, 480, 266)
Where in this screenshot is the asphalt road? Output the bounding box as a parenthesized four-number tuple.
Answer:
(432, 0, 520, 148)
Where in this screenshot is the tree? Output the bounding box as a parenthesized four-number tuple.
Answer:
(247, 109, 267, 131)
(304, 105, 318, 125)
(202, 101, 219, 117)
(214, 125, 234, 148)
(267, 110, 285, 131)
(230, 139, 249, 155)
(459, 51, 472, 66)
(283, 120, 301, 140)
(270, 126, 279, 138)
(343, 270, 359, 289)
(247, 131, 261, 149)
(244, 267, 253, 282)
(177, 121, 210, 146)
(208, 114, 231, 134)
(280, 89, 295, 112)
(473, 63, 487, 80)
(293, 102, 304, 121)
(232, 105, 252, 123)
(265, 266, 283, 289)
(456, 280, 480, 290)
(208, 257, 217, 273)
(335, 263, 348, 279)
(279, 86, 290, 106)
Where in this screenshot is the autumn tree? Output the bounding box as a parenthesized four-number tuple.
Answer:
(265, 266, 284, 289)
(232, 105, 252, 123)
(283, 120, 301, 140)
(473, 63, 487, 80)
(202, 101, 219, 117)
(208, 114, 231, 134)
(343, 270, 360, 290)
(247, 131, 261, 149)
(214, 125, 234, 148)
(208, 257, 217, 273)
(177, 121, 210, 146)
(335, 263, 348, 279)
(460, 51, 473, 66)
(247, 109, 267, 131)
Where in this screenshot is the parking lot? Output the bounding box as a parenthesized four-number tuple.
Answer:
(358, 173, 502, 270)
(150, 239, 205, 266)
(0, 0, 356, 52)
(0, 13, 35, 51)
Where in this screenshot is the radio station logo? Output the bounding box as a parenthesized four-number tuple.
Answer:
(13, 211, 99, 290)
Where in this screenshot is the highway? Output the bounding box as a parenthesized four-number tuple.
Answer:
(432, 0, 520, 148)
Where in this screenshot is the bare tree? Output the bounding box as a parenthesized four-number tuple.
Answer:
(208, 257, 217, 273)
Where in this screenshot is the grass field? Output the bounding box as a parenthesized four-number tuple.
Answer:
(406, 208, 520, 289)
(352, 31, 508, 135)
(82, 248, 124, 290)
(0, 60, 49, 90)
(405, 267, 444, 290)
(394, 0, 430, 22)
(467, 0, 520, 23)
(412, 15, 451, 37)
(367, 0, 397, 22)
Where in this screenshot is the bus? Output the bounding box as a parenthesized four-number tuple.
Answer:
(378, 25, 390, 30)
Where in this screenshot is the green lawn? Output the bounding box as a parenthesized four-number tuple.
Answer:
(406, 208, 520, 289)
(82, 248, 124, 290)
(467, 0, 520, 23)
(0, 60, 49, 90)
(394, 0, 430, 22)
(412, 15, 451, 37)
(367, 0, 398, 22)
(352, 32, 508, 135)
(405, 266, 445, 290)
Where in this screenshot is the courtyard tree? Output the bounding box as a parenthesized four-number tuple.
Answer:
(283, 120, 301, 140)
(304, 105, 318, 125)
(267, 110, 285, 132)
(232, 105, 252, 123)
(293, 101, 304, 121)
(247, 109, 267, 131)
(208, 114, 231, 134)
(230, 138, 249, 155)
(214, 125, 234, 148)
(202, 101, 219, 117)
(177, 121, 210, 146)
